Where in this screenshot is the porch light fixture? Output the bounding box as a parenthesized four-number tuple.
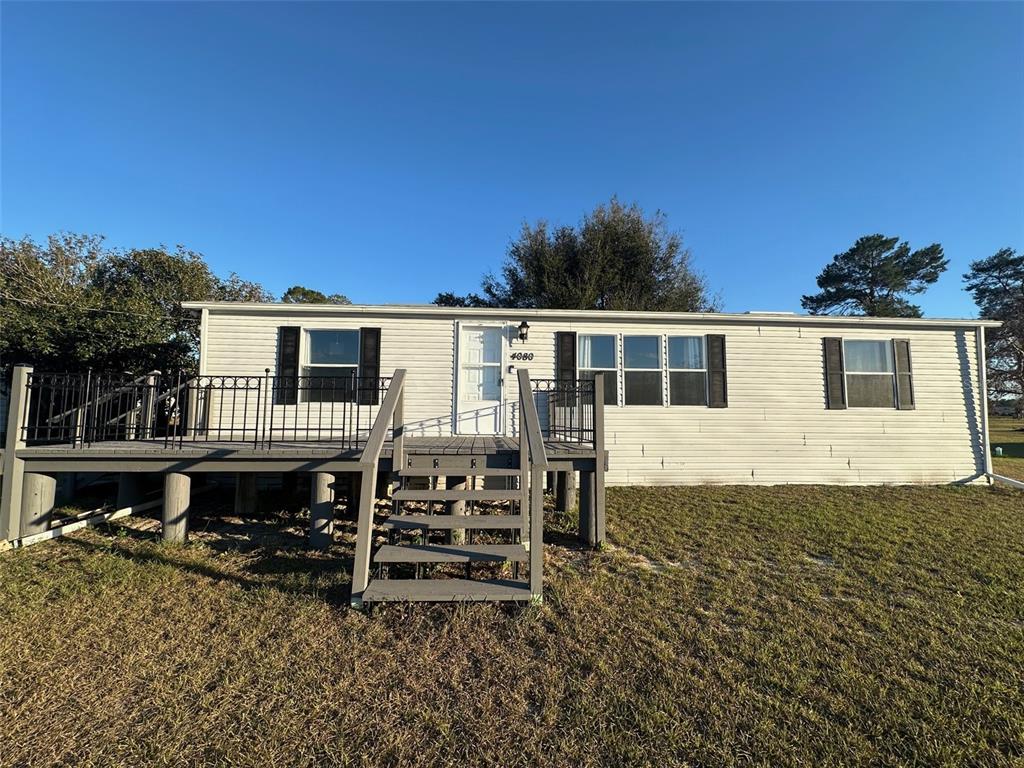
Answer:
(518, 321, 530, 342)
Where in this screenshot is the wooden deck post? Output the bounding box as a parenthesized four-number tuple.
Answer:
(350, 465, 377, 606)
(446, 475, 467, 544)
(578, 470, 596, 546)
(593, 373, 607, 545)
(1, 365, 32, 543)
(555, 471, 577, 513)
(309, 471, 334, 550)
(348, 471, 361, 517)
(21, 472, 57, 539)
(530, 465, 544, 601)
(234, 474, 258, 516)
(162, 472, 191, 544)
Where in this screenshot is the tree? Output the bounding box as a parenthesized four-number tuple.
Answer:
(801, 234, 948, 317)
(0, 233, 271, 374)
(432, 291, 489, 308)
(435, 198, 718, 312)
(964, 247, 1023, 404)
(281, 285, 352, 305)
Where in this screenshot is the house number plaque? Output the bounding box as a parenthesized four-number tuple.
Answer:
(510, 352, 534, 361)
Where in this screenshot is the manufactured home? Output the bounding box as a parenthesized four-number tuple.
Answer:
(0, 303, 1000, 605)
(192, 302, 994, 485)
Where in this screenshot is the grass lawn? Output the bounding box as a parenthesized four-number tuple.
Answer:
(991, 416, 1024, 481)
(1, 483, 1022, 767)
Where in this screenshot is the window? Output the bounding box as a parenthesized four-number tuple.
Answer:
(844, 340, 895, 408)
(623, 335, 662, 405)
(305, 329, 359, 402)
(668, 336, 707, 406)
(578, 334, 618, 405)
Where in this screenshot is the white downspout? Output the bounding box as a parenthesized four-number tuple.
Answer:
(198, 307, 210, 377)
(976, 324, 993, 478)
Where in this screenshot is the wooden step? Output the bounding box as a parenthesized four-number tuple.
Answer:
(383, 514, 523, 530)
(361, 577, 532, 603)
(392, 489, 522, 502)
(374, 543, 527, 564)
(401, 455, 519, 473)
(399, 467, 522, 477)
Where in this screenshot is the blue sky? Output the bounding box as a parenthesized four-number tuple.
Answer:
(3, 2, 1022, 316)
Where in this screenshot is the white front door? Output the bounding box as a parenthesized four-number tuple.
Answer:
(456, 324, 505, 435)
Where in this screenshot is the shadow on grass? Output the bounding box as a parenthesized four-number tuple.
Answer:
(62, 513, 358, 606)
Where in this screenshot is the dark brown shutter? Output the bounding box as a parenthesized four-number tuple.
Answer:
(555, 331, 577, 406)
(358, 327, 381, 405)
(275, 326, 300, 405)
(823, 337, 846, 409)
(707, 334, 728, 408)
(556, 332, 577, 382)
(893, 339, 914, 410)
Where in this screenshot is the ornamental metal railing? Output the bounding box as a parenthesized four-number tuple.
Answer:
(528, 378, 597, 448)
(20, 370, 392, 451)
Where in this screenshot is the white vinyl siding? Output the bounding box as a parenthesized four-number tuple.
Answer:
(200, 308, 987, 486)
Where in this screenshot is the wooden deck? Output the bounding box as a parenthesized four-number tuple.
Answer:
(15, 435, 601, 474)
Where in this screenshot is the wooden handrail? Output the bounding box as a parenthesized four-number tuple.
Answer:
(351, 369, 407, 606)
(362, 369, 407, 462)
(517, 369, 547, 602)
(516, 368, 548, 469)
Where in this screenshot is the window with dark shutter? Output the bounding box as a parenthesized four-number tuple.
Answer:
(706, 334, 728, 408)
(275, 326, 300, 405)
(358, 327, 381, 405)
(893, 339, 914, 410)
(823, 337, 847, 409)
(305, 329, 359, 402)
(668, 336, 707, 406)
(844, 339, 896, 408)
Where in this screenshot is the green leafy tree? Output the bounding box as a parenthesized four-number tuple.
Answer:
(281, 285, 352, 305)
(432, 291, 489, 308)
(964, 247, 1023, 405)
(435, 198, 718, 311)
(801, 234, 948, 317)
(0, 233, 271, 374)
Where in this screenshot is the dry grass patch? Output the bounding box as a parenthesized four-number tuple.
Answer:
(1, 483, 1022, 767)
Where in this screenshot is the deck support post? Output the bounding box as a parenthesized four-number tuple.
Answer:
(578, 470, 596, 546)
(309, 472, 334, 550)
(555, 471, 576, 514)
(348, 471, 361, 517)
(162, 472, 191, 544)
(1, 365, 32, 543)
(593, 373, 607, 546)
(529, 466, 544, 600)
(350, 465, 377, 607)
(21, 472, 57, 539)
(234, 474, 258, 516)
(446, 475, 467, 544)
(117, 472, 148, 511)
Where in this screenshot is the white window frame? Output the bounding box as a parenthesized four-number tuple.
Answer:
(578, 334, 618, 406)
(622, 334, 663, 406)
(667, 335, 708, 407)
(843, 338, 896, 409)
(303, 329, 361, 401)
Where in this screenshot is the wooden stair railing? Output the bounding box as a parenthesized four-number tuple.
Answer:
(350, 368, 407, 608)
(517, 368, 548, 601)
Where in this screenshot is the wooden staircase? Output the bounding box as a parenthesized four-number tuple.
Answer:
(350, 369, 548, 607)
